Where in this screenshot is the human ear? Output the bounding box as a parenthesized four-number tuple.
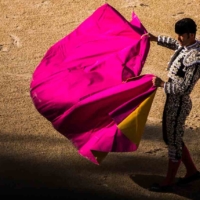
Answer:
(190, 33, 195, 39)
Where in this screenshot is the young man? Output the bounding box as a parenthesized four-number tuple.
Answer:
(147, 18, 200, 192)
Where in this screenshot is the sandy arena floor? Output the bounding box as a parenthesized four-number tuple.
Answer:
(1, 0, 200, 199)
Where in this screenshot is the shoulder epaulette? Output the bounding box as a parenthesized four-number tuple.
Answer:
(183, 48, 200, 67)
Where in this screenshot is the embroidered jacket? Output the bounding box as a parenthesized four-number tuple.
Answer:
(157, 36, 200, 95)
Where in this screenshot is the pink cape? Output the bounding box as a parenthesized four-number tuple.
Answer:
(30, 3, 156, 164)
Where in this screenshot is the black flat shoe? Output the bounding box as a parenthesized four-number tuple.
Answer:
(177, 171, 200, 186)
(149, 183, 174, 193)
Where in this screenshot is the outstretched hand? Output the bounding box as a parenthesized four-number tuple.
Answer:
(141, 33, 158, 42)
(152, 76, 165, 87)
(141, 33, 150, 39)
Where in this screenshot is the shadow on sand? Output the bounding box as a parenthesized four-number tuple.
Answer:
(0, 124, 199, 200)
(130, 174, 200, 200)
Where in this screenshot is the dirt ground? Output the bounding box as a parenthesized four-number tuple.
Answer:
(1, 0, 200, 199)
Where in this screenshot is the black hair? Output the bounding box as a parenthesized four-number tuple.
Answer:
(175, 18, 197, 35)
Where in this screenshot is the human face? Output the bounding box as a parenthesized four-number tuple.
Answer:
(177, 33, 196, 47)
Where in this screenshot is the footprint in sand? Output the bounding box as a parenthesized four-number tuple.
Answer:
(172, 12, 184, 16)
(0, 44, 10, 52)
(140, 3, 149, 7)
(145, 148, 163, 154)
(122, 0, 140, 8)
(122, 0, 149, 8)
(35, 0, 51, 8)
(9, 34, 22, 48)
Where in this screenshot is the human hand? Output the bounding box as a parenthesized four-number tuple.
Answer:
(152, 76, 165, 87)
(140, 33, 150, 39)
(141, 33, 157, 42)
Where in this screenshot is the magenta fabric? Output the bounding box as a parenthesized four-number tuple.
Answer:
(30, 3, 156, 164)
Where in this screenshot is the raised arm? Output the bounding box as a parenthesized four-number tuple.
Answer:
(141, 33, 180, 50)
